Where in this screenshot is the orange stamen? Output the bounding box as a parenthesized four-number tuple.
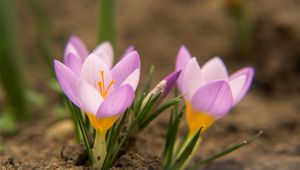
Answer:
(97, 70, 115, 98)
(103, 80, 115, 98)
(100, 71, 105, 89)
(98, 81, 103, 95)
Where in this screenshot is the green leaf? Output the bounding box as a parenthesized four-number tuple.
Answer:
(137, 92, 162, 122)
(170, 127, 203, 170)
(103, 112, 137, 169)
(142, 65, 155, 94)
(67, 101, 93, 165)
(0, 0, 28, 121)
(163, 107, 184, 169)
(140, 95, 182, 130)
(98, 0, 116, 49)
(189, 130, 263, 169)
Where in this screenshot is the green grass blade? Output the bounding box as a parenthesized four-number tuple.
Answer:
(142, 65, 155, 94)
(163, 108, 183, 169)
(98, 0, 116, 48)
(170, 127, 202, 170)
(27, 0, 52, 72)
(140, 96, 182, 130)
(0, 0, 27, 121)
(68, 101, 93, 165)
(189, 130, 263, 169)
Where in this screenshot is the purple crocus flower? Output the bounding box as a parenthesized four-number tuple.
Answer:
(175, 46, 254, 134)
(63, 35, 135, 75)
(54, 36, 140, 133)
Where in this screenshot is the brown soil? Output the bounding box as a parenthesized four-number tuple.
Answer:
(1, 0, 300, 169)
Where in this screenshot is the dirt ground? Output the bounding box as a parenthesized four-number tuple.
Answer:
(1, 0, 300, 169)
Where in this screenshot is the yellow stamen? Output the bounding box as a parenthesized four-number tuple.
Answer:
(186, 102, 215, 136)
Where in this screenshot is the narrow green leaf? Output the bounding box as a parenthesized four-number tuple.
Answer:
(0, 0, 27, 120)
(137, 92, 161, 122)
(98, 0, 116, 48)
(28, 0, 52, 72)
(163, 107, 184, 169)
(142, 65, 155, 94)
(189, 130, 263, 169)
(170, 127, 203, 170)
(103, 114, 137, 169)
(140, 96, 182, 130)
(106, 109, 129, 152)
(66, 100, 81, 142)
(68, 101, 93, 165)
(133, 92, 146, 117)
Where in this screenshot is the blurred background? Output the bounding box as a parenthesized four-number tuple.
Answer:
(0, 0, 300, 169)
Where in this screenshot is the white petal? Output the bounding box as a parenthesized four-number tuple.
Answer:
(202, 57, 228, 83)
(77, 80, 103, 114)
(182, 58, 203, 99)
(93, 42, 114, 69)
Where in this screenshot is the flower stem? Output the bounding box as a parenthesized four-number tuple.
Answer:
(92, 130, 107, 169)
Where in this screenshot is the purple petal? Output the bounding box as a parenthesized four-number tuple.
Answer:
(97, 85, 134, 118)
(93, 42, 114, 69)
(201, 57, 228, 83)
(64, 35, 89, 62)
(111, 51, 141, 88)
(80, 53, 112, 90)
(122, 46, 135, 58)
(175, 45, 192, 93)
(229, 67, 254, 105)
(121, 69, 140, 91)
(64, 53, 82, 75)
(163, 70, 181, 97)
(182, 58, 203, 99)
(54, 60, 80, 107)
(191, 80, 233, 118)
(77, 80, 103, 114)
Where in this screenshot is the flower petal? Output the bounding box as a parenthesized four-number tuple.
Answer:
(202, 57, 228, 83)
(123, 46, 135, 57)
(54, 60, 80, 106)
(175, 46, 192, 93)
(97, 85, 134, 118)
(121, 69, 140, 91)
(191, 80, 233, 118)
(111, 51, 141, 88)
(77, 80, 103, 114)
(229, 67, 254, 105)
(64, 53, 82, 75)
(182, 58, 203, 99)
(93, 42, 114, 69)
(64, 35, 89, 62)
(80, 53, 112, 89)
(163, 70, 181, 97)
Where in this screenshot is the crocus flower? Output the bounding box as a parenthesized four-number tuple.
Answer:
(175, 46, 254, 134)
(54, 38, 140, 134)
(63, 35, 134, 75)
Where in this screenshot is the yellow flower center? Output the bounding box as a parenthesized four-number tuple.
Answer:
(87, 113, 118, 134)
(186, 102, 215, 136)
(86, 70, 117, 134)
